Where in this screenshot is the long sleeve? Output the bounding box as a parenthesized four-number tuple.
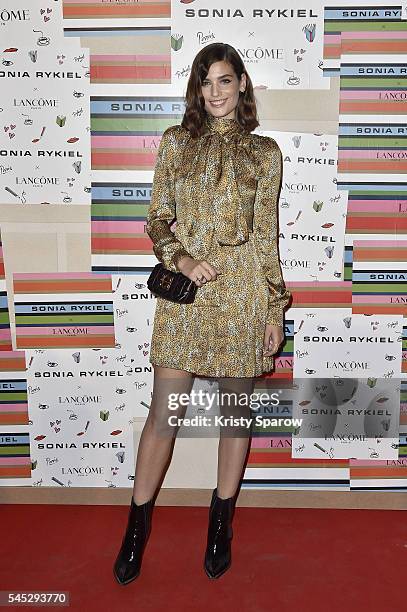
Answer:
(253, 137, 291, 326)
(145, 126, 192, 273)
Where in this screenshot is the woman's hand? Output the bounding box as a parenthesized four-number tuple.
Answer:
(263, 323, 285, 357)
(177, 256, 222, 287)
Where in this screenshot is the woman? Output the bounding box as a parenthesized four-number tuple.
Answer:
(113, 42, 291, 584)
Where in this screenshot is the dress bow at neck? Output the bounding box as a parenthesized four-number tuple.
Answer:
(203, 113, 245, 139)
(197, 112, 250, 246)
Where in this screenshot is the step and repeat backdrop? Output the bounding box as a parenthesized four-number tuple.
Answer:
(0, 0, 406, 492)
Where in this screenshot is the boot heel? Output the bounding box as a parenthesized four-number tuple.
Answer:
(113, 496, 155, 585)
(204, 488, 237, 579)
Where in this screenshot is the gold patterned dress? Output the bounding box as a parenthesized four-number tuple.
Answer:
(145, 112, 291, 378)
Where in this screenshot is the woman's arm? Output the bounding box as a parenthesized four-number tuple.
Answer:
(253, 137, 291, 326)
(145, 126, 192, 273)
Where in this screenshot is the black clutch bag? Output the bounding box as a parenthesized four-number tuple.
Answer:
(147, 263, 198, 304)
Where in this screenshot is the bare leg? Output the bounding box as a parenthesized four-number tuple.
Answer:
(132, 365, 195, 505)
(216, 376, 255, 499)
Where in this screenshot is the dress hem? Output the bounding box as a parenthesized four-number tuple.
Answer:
(149, 358, 274, 379)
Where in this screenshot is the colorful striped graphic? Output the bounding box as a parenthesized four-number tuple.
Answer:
(338, 119, 407, 182)
(350, 448, 407, 490)
(91, 183, 156, 273)
(13, 273, 116, 349)
(323, 5, 403, 76)
(63, 0, 171, 20)
(91, 98, 184, 170)
(92, 183, 151, 254)
(401, 379, 407, 427)
(0, 431, 31, 480)
(0, 352, 28, 426)
(345, 184, 407, 234)
(351, 239, 407, 316)
(341, 29, 407, 56)
(339, 61, 407, 119)
(244, 378, 350, 490)
(0, 231, 12, 351)
(287, 281, 353, 308)
(273, 319, 293, 377)
(64, 28, 170, 84)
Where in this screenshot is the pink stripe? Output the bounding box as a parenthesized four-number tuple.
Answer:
(251, 438, 291, 449)
(13, 272, 111, 280)
(289, 281, 351, 287)
(352, 295, 407, 303)
(17, 326, 114, 336)
(250, 437, 289, 448)
(0, 330, 11, 339)
(63, 0, 159, 3)
(92, 220, 145, 232)
(92, 54, 169, 62)
(92, 135, 162, 148)
(347, 200, 403, 212)
(341, 90, 406, 99)
(342, 31, 407, 40)
(349, 460, 388, 466)
(0, 457, 31, 465)
(339, 149, 407, 159)
(0, 404, 28, 412)
(324, 34, 341, 43)
(353, 240, 407, 247)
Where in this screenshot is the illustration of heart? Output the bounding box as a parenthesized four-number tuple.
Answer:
(297, 56, 303, 62)
(4, 126, 9, 132)
(54, 427, 60, 433)
(11, 124, 16, 130)
(9, 133, 15, 139)
(47, 8, 52, 13)
(40, 8, 45, 14)
(44, 16, 50, 22)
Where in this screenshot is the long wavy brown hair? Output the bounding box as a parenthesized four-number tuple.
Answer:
(180, 43, 259, 139)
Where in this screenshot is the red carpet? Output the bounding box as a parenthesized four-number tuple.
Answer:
(1, 503, 406, 611)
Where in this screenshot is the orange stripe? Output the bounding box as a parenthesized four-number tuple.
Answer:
(63, 4, 170, 18)
(340, 101, 407, 113)
(0, 357, 26, 370)
(342, 40, 407, 54)
(0, 467, 31, 477)
(351, 468, 407, 478)
(16, 336, 115, 348)
(14, 279, 112, 293)
(338, 160, 407, 173)
(353, 247, 407, 261)
(0, 414, 29, 425)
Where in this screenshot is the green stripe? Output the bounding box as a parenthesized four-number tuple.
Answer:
(352, 284, 406, 292)
(92, 203, 147, 217)
(340, 77, 407, 88)
(338, 137, 407, 147)
(0, 393, 27, 401)
(0, 446, 29, 455)
(0, 312, 10, 324)
(325, 21, 406, 33)
(15, 314, 114, 324)
(349, 190, 407, 196)
(91, 118, 178, 132)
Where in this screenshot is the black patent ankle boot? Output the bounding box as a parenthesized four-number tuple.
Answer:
(113, 495, 155, 585)
(204, 487, 237, 579)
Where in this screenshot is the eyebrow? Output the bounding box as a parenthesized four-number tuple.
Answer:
(202, 73, 234, 80)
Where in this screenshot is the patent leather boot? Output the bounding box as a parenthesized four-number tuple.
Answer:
(204, 487, 237, 579)
(113, 495, 155, 585)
